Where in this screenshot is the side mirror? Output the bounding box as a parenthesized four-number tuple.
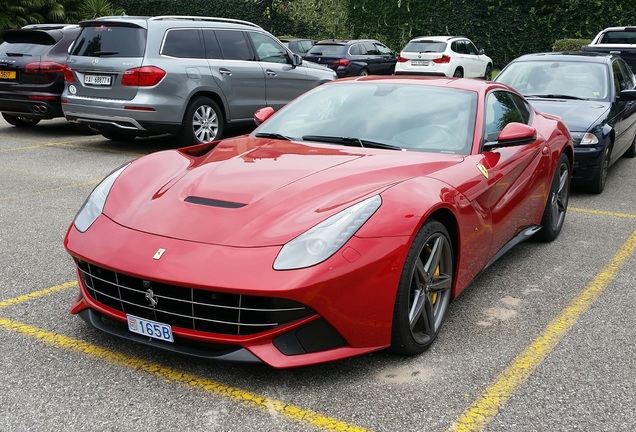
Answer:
(619, 89, 636, 101)
(479, 48, 485, 55)
(254, 107, 275, 125)
(291, 53, 302, 67)
(483, 122, 537, 150)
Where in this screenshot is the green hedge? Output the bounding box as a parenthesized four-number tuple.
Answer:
(112, 0, 636, 69)
(553, 38, 593, 51)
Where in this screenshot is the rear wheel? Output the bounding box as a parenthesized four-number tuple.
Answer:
(358, 68, 369, 77)
(453, 68, 463, 78)
(178, 97, 224, 146)
(101, 130, 137, 142)
(535, 153, 570, 242)
(2, 113, 40, 128)
(586, 145, 610, 194)
(390, 219, 454, 355)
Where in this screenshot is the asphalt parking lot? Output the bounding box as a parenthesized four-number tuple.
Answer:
(1, 116, 635, 432)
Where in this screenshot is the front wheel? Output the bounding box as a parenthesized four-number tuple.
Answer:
(178, 97, 224, 146)
(484, 64, 493, 80)
(586, 145, 610, 194)
(535, 153, 570, 242)
(390, 219, 454, 355)
(2, 113, 40, 128)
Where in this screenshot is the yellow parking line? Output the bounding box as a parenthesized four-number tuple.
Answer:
(0, 140, 142, 156)
(569, 207, 636, 219)
(0, 316, 371, 432)
(0, 180, 100, 202)
(0, 281, 77, 309)
(447, 229, 636, 432)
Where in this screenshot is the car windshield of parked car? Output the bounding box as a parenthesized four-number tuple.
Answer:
(253, 83, 477, 154)
(497, 61, 609, 101)
(306, 44, 345, 56)
(403, 40, 446, 53)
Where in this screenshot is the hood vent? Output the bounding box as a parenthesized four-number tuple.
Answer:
(184, 196, 246, 208)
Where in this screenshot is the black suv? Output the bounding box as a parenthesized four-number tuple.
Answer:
(0, 24, 81, 128)
(304, 39, 397, 77)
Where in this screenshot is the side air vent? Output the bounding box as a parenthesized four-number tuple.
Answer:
(184, 196, 246, 208)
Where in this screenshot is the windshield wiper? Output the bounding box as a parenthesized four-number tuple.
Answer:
(254, 132, 294, 141)
(93, 51, 119, 56)
(301, 135, 401, 150)
(525, 94, 586, 100)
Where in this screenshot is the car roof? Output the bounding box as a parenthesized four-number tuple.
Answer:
(409, 36, 466, 42)
(512, 51, 616, 63)
(314, 39, 381, 45)
(80, 15, 263, 30)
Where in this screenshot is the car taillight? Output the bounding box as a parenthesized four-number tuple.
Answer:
(121, 66, 166, 87)
(24, 61, 65, 74)
(432, 55, 451, 64)
(330, 59, 350, 67)
(397, 56, 409, 63)
(63, 65, 75, 82)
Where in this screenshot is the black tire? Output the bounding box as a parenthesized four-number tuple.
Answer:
(71, 123, 100, 135)
(535, 153, 570, 242)
(101, 130, 137, 142)
(586, 144, 610, 194)
(624, 133, 636, 158)
(453, 68, 463, 78)
(178, 97, 224, 146)
(358, 68, 369, 77)
(390, 219, 454, 355)
(2, 113, 40, 128)
(484, 64, 493, 80)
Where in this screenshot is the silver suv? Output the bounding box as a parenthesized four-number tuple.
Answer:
(62, 16, 336, 144)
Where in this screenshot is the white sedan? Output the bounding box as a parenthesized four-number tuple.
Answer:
(394, 36, 493, 79)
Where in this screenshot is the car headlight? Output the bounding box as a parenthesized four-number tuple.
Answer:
(74, 164, 129, 232)
(273, 195, 382, 270)
(570, 132, 599, 145)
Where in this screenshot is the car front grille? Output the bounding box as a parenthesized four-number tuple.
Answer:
(76, 260, 314, 336)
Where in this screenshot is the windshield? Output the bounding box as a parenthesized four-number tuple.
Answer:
(253, 82, 477, 154)
(496, 60, 609, 101)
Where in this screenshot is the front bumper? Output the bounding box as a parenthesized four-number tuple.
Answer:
(65, 215, 410, 368)
(572, 145, 605, 184)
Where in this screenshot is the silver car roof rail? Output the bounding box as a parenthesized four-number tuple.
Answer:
(148, 16, 262, 29)
(21, 23, 79, 30)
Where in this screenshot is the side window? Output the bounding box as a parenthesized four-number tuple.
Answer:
(465, 41, 479, 55)
(202, 30, 222, 59)
(364, 42, 380, 55)
(248, 32, 289, 63)
(484, 91, 525, 142)
(215, 30, 252, 61)
(450, 41, 458, 53)
(350, 44, 363, 55)
(299, 40, 313, 54)
(162, 29, 204, 59)
(375, 43, 392, 56)
(617, 59, 635, 91)
(456, 41, 468, 54)
(508, 93, 533, 124)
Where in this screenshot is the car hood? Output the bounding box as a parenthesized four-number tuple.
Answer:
(104, 137, 464, 247)
(526, 98, 609, 132)
(300, 59, 335, 73)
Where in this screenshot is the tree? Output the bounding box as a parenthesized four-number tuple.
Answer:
(0, 0, 65, 30)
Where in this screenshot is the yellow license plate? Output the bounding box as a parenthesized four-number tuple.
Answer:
(0, 70, 16, 80)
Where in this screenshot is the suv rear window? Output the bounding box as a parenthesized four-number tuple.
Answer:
(0, 41, 51, 56)
(307, 44, 345, 56)
(600, 30, 636, 44)
(71, 25, 146, 57)
(403, 41, 446, 53)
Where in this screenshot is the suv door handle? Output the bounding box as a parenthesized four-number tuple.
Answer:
(266, 70, 277, 76)
(219, 68, 232, 76)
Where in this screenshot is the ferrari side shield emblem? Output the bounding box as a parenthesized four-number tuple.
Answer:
(476, 163, 489, 179)
(153, 248, 166, 260)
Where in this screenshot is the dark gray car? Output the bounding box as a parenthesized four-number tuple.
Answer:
(62, 16, 336, 144)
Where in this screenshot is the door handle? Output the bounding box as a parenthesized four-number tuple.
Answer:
(219, 68, 232, 76)
(266, 70, 277, 76)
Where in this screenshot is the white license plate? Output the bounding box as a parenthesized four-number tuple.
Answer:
(127, 314, 173, 342)
(411, 60, 429, 66)
(84, 74, 111, 85)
